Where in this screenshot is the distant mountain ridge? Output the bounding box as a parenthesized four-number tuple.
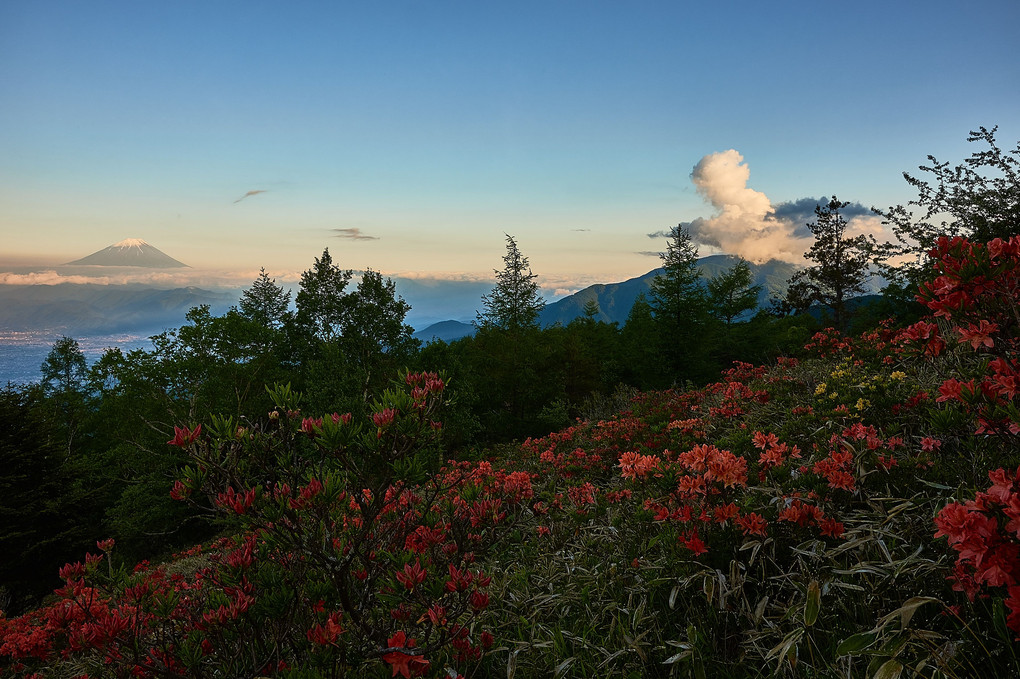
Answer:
(538, 255, 799, 327)
(67, 239, 189, 268)
(413, 255, 802, 341)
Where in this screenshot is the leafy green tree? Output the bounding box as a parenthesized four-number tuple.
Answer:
(0, 385, 92, 613)
(476, 234, 545, 332)
(339, 269, 419, 400)
(875, 126, 1020, 295)
(40, 336, 88, 396)
(39, 336, 90, 455)
(79, 302, 288, 562)
(292, 252, 421, 412)
(294, 248, 353, 343)
(147, 305, 281, 417)
(82, 345, 210, 560)
(785, 197, 877, 331)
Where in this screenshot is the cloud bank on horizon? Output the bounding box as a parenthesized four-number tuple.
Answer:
(649, 150, 886, 264)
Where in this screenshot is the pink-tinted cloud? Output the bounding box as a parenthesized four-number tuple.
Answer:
(652, 150, 889, 264)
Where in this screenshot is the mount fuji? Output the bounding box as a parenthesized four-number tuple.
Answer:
(66, 239, 189, 268)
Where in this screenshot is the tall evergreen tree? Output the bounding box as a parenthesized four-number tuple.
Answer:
(470, 235, 550, 439)
(0, 385, 92, 613)
(238, 268, 291, 328)
(620, 293, 663, 389)
(476, 234, 545, 332)
(648, 225, 704, 328)
(707, 259, 762, 326)
(784, 197, 876, 331)
(648, 225, 711, 382)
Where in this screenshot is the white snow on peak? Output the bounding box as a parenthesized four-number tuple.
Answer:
(113, 238, 149, 248)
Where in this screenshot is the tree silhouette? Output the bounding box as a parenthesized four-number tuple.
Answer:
(40, 336, 89, 455)
(707, 259, 761, 326)
(294, 249, 353, 343)
(785, 197, 876, 331)
(875, 126, 1020, 292)
(648, 225, 711, 382)
(476, 234, 545, 332)
(238, 268, 291, 328)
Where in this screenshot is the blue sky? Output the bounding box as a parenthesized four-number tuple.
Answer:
(1, 0, 1018, 293)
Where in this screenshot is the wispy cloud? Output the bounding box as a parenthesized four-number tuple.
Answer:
(571, 228, 591, 232)
(233, 189, 268, 203)
(332, 228, 379, 241)
(636, 250, 664, 257)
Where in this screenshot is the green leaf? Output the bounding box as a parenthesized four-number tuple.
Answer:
(804, 580, 821, 627)
(880, 596, 938, 630)
(993, 597, 1010, 641)
(873, 659, 903, 679)
(836, 631, 877, 656)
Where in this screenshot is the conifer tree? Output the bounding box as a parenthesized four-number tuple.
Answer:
(620, 293, 663, 389)
(238, 268, 291, 328)
(707, 259, 761, 326)
(648, 225, 711, 382)
(40, 336, 88, 398)
(784, 197, 876, 331)
(649, 225, 704, 328)
(471, 235, 549, 439)
(476, 234, 545, 332)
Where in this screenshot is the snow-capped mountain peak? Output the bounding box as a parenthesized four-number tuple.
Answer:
(112, 238, 150, 249)
(66, 239, 189, 268)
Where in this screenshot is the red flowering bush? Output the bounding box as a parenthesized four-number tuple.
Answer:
(935, 467, 1020, 638)
(904, 235, 1020, 435)
(0, 372, 505, 677)
(5, 234, 1020, 677)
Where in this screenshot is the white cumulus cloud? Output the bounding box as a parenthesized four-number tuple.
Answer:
(662, 150, 887, 265)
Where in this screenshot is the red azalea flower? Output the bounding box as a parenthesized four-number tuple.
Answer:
(383, 631, 430, 678)
(167, 424, 201, 446)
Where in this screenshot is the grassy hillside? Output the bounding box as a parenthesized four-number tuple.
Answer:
(1, 236, 1018, 677)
